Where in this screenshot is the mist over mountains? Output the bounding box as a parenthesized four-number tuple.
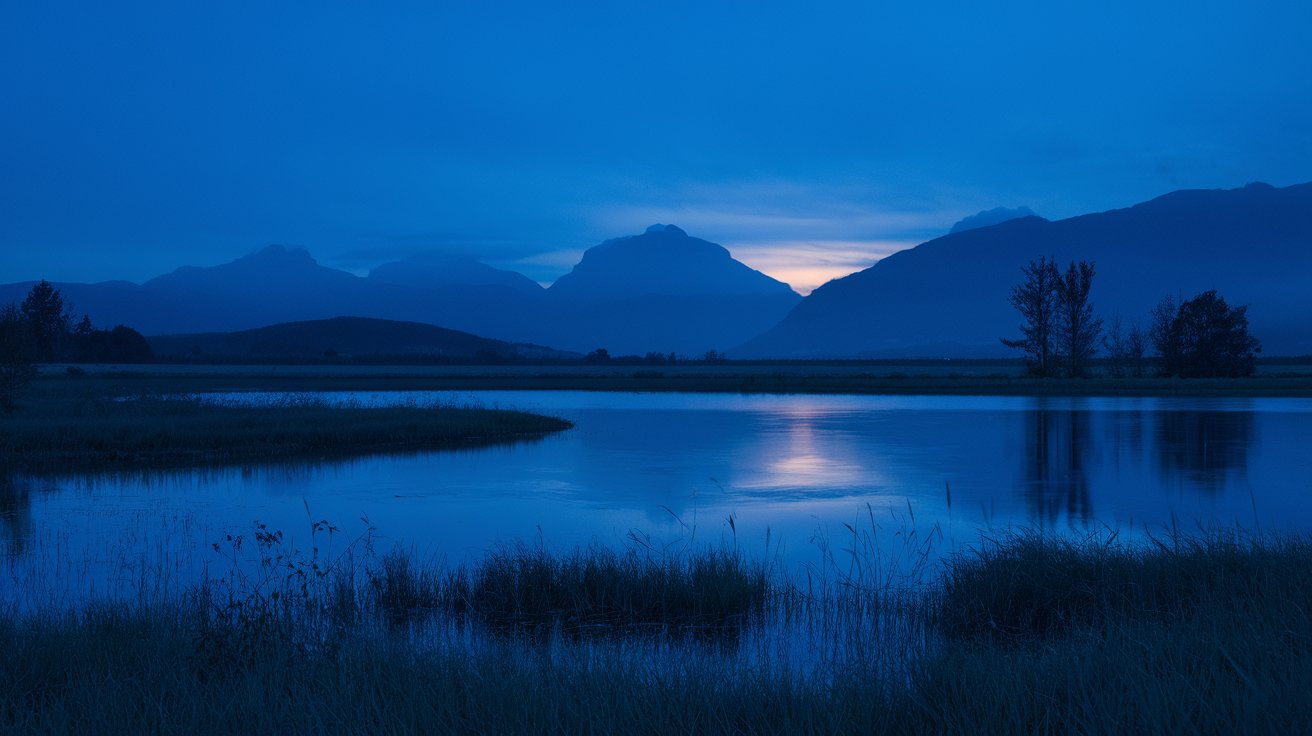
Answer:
(4, 182, 1310, 359)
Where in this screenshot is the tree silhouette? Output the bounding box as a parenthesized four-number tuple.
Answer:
(0, 304, 35, 411)
(1002, 256, 1061, 377)
(74, 315, 94, 337)
(19, 280, 71, 362)
(1159, 290, 1260, 377)
(1148, 294, 1179, 369)
(1103, 313, 1147, 378)
(1054, 261, 1102, 377)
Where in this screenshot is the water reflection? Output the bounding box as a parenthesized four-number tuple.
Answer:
(741, 409, 873, 495)
(1021, 405, 1093, 527)
(1155, 410, 1254, 494)
(0, 475, 35, 556)
(0, 392, 1298, 587)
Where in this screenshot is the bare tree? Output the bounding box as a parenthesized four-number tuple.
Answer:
(1103, 313, 1148, 378)
(1054, 261, 1102, 377)
(1125, 323, 1147, 377)
(1002, 256, 1061, 377)
(1103, 313, 1128, 378)
(1148, 294, 1178, 373)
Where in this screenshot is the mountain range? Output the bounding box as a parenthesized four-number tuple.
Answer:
(0, 224, 799, 356)
(4, 182, 1310, 358)
(148, 316, 569, 362)
(739, 182, 1312, 357)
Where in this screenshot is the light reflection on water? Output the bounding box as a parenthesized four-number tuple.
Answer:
(4, 392, 1312, 598)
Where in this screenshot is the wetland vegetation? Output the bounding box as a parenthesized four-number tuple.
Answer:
(2, 525, 1308, 734)
(3, 365, 1310, 732)
(0, 381, 571, 475)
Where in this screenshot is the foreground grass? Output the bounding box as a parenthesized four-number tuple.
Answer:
(0, 391, 572, 474)
(2, 528, 1310, 733)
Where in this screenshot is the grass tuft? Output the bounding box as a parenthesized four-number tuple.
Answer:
(935, 528, 1312, 643)
(452, 542, 769, 636)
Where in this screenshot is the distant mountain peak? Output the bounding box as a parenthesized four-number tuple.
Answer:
(240, 244, 317, 265)
(644, 223, 687, 236)
(549, 225, 799, 301)
(950, 206, 1041, 234)
(253, 243, 309, 257)
(738, 180, 1312, 358)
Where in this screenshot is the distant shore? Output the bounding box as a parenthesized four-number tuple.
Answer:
(33, 359, 1312, 398)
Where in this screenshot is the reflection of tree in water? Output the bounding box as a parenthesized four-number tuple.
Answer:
(1021, 407, 1093, 527)
(1155, 411, 1253, 494)
(0, 474, 34, 556)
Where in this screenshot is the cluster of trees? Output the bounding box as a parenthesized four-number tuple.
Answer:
(1001, 257, 1103, 377)
(1004, 257, 1260, 378)
(583, 348, 729, 365)
(1, 281, 154, 410)
(1149, 291, 1261, 378)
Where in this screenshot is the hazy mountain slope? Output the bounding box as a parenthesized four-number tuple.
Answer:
(738, 182, 1312, 358)
(950, 206, 1039, 234)
(0, 279, 211, 335)
(148, 316, 569, 360)
(543, 224, 802, 353)
(369, 256, 544, 293)
(551, 224, 798, 300)
(0, 247, 550, 339)
(0, 226, 799, 355)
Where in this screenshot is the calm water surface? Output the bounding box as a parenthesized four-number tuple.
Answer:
(4, 392, 1311, 596)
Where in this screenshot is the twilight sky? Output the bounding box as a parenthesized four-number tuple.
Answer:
(3, 1, 1310, 294)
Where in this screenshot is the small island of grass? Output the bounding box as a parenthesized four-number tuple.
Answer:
(0, 390, 572, 475)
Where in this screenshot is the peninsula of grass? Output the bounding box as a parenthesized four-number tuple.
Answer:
(3, 528, 1309, 733)
(0, 392, 572, 475)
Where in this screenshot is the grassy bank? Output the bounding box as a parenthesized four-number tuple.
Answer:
(33, 361, 1312, 397)
(2, 528, 1309, 733)
(0, 390, 572, 474)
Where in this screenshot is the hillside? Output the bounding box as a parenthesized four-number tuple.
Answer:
(148, 316, 570, 361)
(737, 182, 1312, 358)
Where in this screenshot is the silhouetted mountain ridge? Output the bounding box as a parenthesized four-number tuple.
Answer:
(550, 223, 798, 300)
(534, 224, 801, 353)
(368, 256, 543, 293)
(950, 206, 1041, 234)
(738, 181, 1312, 357)
(1, 226, 798, 355)
(148, 316, 572, 361)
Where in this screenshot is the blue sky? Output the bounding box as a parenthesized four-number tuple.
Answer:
(3, 1, 1310, 293)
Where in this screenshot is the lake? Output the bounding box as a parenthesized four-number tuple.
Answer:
(4, 391, 1311, 600)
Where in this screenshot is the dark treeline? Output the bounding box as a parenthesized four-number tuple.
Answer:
(1005, 257, 1260, 378)
(1, 280, 153, 409)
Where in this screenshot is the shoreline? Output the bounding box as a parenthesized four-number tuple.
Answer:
(1, 391, 573, 476)
(32, 361, 1312, 398)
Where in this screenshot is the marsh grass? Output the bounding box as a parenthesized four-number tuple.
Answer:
(905, 527, 1312, 734)
(3, 517, 1312, 734)
(448, 542, 769, 636)
(0, 392, 572, 474)
(935, 527, 1312, 643)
